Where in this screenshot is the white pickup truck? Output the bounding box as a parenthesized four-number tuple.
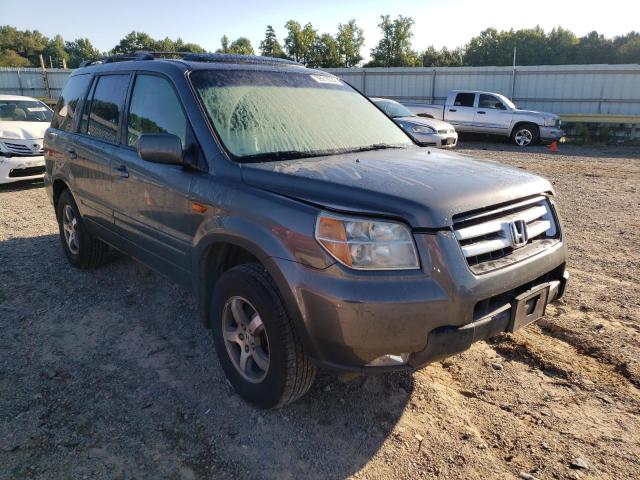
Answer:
(406, 90, 565, 146)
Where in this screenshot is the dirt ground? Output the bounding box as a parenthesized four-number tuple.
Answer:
(1, 142, 639, 480)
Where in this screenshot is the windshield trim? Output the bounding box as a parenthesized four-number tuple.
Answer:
(188, 69, 416, 164)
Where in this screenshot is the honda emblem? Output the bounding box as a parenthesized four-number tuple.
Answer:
(510, 219, 529, 248)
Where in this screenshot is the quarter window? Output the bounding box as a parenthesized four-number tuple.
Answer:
(84, 75, 129, 144)
(51, 74, 91, 132)
(454, 93, 475, 107)
(127, 75, 187, 148)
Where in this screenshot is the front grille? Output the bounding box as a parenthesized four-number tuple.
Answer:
(453, 195, 560, 274)
(2, 141, 44, 156)
(9, 166, 45, 178)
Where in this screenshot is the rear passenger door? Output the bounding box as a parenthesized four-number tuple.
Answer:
(110, 73, 197, 284)
(72, 74, 131, 230)
(445, 92, 477, 132)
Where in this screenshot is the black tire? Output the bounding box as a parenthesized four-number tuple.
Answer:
(211, 263, 317, 408)
(56, 189, 109, 269)
(511, 123, 540, 146)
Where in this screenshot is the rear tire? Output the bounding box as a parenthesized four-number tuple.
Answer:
(56, 189, 109, 269)
(211, 263, 317, 408)
(511, 123, 539, 146)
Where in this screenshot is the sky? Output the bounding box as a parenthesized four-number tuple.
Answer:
(2, 0, 639, 60)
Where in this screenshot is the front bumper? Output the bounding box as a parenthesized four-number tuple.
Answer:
(0, 155, 45, 184)
(539, 126, 565, 142)
(272, 231, 567, 373)
(413, 131, 458, 148)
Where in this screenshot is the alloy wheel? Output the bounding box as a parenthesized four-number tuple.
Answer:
(62, 205, 80, 254)
(222, 296, 270, 383)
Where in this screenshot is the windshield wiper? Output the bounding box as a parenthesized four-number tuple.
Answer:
(238, 150, 332, 163)
(350, 143, 408, 153)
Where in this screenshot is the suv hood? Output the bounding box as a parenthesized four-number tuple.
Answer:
(0, 121, 49, 140)
(241, 147, 552, 228)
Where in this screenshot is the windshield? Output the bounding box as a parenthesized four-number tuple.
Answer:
(0, 100, 53, 122)
(191, 70, 412, 161)
(374, 99, 415, 118)
(495, 94, 516, 110)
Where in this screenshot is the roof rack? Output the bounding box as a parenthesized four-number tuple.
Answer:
(79, 51, 303, 68)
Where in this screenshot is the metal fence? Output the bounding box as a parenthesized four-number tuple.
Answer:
(0, 67, 72, 100)
(1, 64, 639, 116)
(326, 64, 640, 116)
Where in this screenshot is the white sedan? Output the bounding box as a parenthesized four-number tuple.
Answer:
(0, 95, 53, 184)
(371, 97, 458, 148)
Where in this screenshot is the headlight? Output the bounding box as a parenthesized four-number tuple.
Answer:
(543, 117, 556, 127)
(315, 213, 420, 270)
(409, 124, 435, 134)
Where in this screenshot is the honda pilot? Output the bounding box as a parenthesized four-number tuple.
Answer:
(44, 53, 568, 408)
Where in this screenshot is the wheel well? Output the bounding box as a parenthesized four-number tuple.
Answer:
(511, 121, 539, 136)
(198, 242, 261, 328)
(52, 179, 69, 215)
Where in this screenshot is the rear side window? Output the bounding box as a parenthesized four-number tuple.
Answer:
(454, 93, 475, 107)
(84, 75, 130, 144)
(126, 74, 187, 148)
(51, 75, 91, 131)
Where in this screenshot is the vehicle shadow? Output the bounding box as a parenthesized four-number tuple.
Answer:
(0, 178, 45, 192)
(0, 233, 412, 480)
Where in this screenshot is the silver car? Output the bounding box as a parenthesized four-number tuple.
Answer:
(371, 97, 458, 148)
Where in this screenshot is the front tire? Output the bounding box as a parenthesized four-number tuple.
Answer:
(511, 123, 539, 146)
(56, 189, 109, 269)
(211, 263, 317, 408)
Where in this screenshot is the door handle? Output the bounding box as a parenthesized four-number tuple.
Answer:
(477, 111, 486, 114)
(449, 108, 457, 112)
(113, 164, 129, 178)
(66, 148, 77, 159)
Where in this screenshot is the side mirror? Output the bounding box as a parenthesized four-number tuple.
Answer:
(137, 133, 184, 165)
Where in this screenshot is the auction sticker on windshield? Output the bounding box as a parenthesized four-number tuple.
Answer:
(310, 74, 343, 85)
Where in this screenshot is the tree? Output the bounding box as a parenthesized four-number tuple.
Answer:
(259, 25, 285, 57)
(336, 20, 364, 67)
(0, 49, 30, 67)
(217, 35, 230, 53)
(616, 32, 640, 63)
(0, 26, 48, 65)
(367, 15, 420, 67)
(309, 33, 341, 68)
(421, 46, 463, 66)
(284, 20, 317, 65)
(43, 34, 68, 68)
(111, 31, 158, 54)
(65, 38, 101, 68)
(228, 37, 255, 55)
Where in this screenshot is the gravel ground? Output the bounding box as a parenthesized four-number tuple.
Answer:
(1, 142, 639, 480)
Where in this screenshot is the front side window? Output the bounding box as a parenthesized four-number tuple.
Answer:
(479, 94, 505, 110)
(191, 70, 412, 161)
(127, 75, 188, 148)
(454, 93, 475, 107)
(84, 75, 129, 144)
(51, 74, 91, 131)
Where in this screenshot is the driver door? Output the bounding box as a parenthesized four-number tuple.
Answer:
(474, 94, 512, 134)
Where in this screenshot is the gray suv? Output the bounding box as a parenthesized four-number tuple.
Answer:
(44, 52, 568, 408)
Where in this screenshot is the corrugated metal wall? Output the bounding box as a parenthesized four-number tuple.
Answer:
(0, 67, 72, 99)
(1, 64, 638, 115)
(326, 64, 640, 115)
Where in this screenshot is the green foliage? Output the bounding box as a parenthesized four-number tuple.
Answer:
(284, 21, 318, 65)
(65, 38, 100, 68)
(367, 15, 421, 67)
(336, 20, 364, 67)
(259, 26, 286, 58)
(217, 35, 230, 54)
(308, 33, 341, 68)
(0, 49, 30, 67)
(229, 37, 255, 55)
